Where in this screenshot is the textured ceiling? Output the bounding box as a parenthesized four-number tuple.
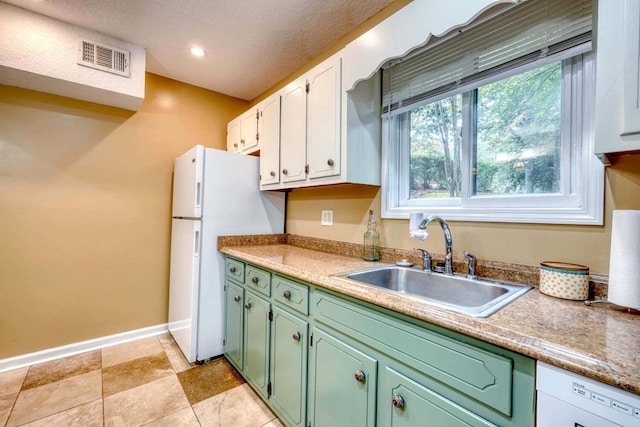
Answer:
(2, 0, 396, 100)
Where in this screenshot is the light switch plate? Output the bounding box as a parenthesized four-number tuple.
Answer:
(321, 210, 333, 226)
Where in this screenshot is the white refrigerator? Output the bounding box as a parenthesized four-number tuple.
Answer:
(168, 145, 285, 363)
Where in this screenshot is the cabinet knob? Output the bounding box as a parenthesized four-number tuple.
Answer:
(282, 169, 288, 175)
(241, 139, 245, 145)
(327, 158, 334, 166)
(233, 296, 241, 302)
(292, 331, 301, 341)
(233, 143, 238, 148)
(270, 171, 276, 177)
(244, 302, 252, 310)
(283, 290, 292, 299)
(251, 276, 259, 284)
(354, 370, 366, 383)
(392, 393, 405, 409)
(229, 267, 236, 273)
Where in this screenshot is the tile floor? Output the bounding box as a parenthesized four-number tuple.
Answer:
(0, 334, 282, 426)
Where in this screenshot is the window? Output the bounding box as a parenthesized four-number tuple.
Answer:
(381, 0, 603, 224)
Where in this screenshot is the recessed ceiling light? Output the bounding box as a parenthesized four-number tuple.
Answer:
(190, 47, 205, 57)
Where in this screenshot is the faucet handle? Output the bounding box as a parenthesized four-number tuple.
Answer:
(414, 248, 432, 271)
(463, 251, 476, 279)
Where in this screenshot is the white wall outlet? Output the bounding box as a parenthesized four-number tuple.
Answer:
(321, 210, 333, 226)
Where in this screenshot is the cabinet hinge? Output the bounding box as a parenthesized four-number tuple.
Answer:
(267, 382, 272, 396)
(304, 164, 309, 174)
(268, 309, 273, 321)
(256, 110, 260, 120)
(256, 132, 259, 141)
(305, 82, 310, 93)
(223, 285, 227, 291)
(309, 333, 313, 346)
(223, 338, 225, 345)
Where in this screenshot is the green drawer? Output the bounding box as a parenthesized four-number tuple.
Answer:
(311, 290, 513, 416)
(246, 265, 271, 297)
(273, 275, 309, 315)
(225, 258, 245, 283)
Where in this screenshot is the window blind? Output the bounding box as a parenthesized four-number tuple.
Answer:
(382, 0, 593, 113)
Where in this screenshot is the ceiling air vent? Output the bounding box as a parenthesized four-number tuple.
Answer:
(77, 39, 130, 77)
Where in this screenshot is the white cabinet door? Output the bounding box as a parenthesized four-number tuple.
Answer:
(240, 108, 259, 153)
(307, 56, 341, 180)
(595, 0, 640, 159)
(227, 118, 241, 153)
(280, 79, 307, 183)
(259, 95, 281, 187)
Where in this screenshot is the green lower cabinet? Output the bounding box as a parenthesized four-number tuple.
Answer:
(244, 290, 271, 400)
(308, 327, 377, 427)
(224, 280, 244, 370)
(381, 366, 497, 427)
(269, 307, 308, 427)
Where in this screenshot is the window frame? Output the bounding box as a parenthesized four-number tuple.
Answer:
(381, 51, 604, 225)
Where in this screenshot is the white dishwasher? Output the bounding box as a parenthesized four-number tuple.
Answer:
(537, 361, 640, 426)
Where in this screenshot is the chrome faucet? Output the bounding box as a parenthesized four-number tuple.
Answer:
(418, 215, 453, 275)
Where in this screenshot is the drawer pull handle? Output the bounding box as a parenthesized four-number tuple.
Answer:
(244, 302, 252, 310)
(233, 296, 241, 302)
(283, 290, 292, 299)
(327, 158, 334, 166)
(229, 267, 236, 273)
(354, 370, 366, 383)
(251, 276, 259, 284)
(392, 393, 405, 409)
(292, 332, 301, 341)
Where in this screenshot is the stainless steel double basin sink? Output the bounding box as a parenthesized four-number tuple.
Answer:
(333, 265, 531, 317)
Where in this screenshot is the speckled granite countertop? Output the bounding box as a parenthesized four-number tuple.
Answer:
(219, 241, 640, 396)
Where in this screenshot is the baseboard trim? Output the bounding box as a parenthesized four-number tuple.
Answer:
(0, 323, 169, 372)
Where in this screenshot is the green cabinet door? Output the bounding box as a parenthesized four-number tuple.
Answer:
(382, 367, 497, 427)
(308, 327, 377, 427)
(224, 280, 244, 371)
(270, 307, 308, 427)
(244, 290, 271, 399)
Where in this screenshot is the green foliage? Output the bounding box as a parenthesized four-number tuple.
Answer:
(408, 61, 562, 199)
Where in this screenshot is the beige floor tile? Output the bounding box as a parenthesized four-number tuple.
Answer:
(19, 399, 103, 427)
(6, 370, 102, 427)
(104, 374, 190, 427)
(102, 351, 173, 397)
(160, 336, 195, 373)
(142, 406, 201, 426)
(0, 392, 19, 427)
(0, 367, 28, 397)
(192, 384, 276, 427)
(261, 419, 285, 427)
(102, 336, 164, 368)
(22, 350, 101, 390)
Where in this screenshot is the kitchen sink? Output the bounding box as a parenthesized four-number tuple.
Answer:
(333, 265, 531, 317)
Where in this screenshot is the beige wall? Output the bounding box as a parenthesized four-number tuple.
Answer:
(0, 73, 248, 358)
(286, 155, 640, 275)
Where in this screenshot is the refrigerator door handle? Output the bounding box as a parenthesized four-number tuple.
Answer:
(196, 181, 202, 210)
(194, 230, 200, 257)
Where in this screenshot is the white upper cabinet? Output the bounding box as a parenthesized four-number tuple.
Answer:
(227, 108, 258, 154)
(307, 55, 341, 180)
(594, 0, 640, 162)
(258, 95, 281, 187)
(280, 78, 308, 184)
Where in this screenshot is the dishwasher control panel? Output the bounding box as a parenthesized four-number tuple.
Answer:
(537, 362, 640, 426)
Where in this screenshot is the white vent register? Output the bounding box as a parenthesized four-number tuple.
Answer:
(77, 39, 130, 77)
